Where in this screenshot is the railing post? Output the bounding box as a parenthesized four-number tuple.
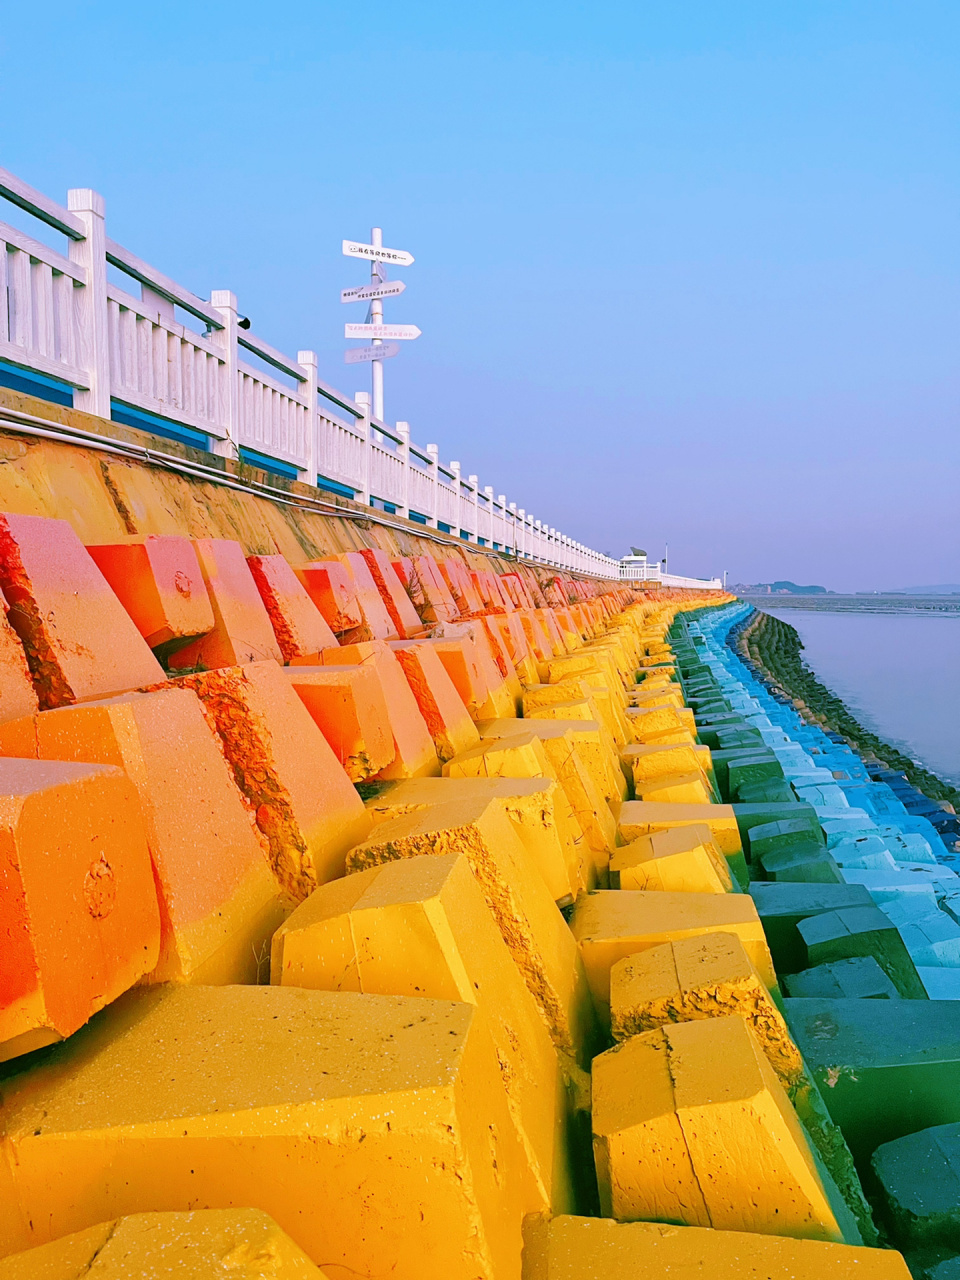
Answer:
(469, 474, 480, 542)
(297, 350, 318, 485)
(209, 290, 241, 459)
(66, 188, 110, 420)
(496, 494, 506, 549)
(354, 391, 372, 505)
(427, 444, 439, 527)
(450, 461, 462, 535)
(518, 509, 526, 559)
(396, 421, 411, 519)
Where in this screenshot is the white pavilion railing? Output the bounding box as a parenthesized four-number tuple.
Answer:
(0, 165, 628, 577)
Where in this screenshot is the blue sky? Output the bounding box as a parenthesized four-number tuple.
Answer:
(2, 2, 957, 588)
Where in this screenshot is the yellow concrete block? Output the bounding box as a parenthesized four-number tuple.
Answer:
(524, 682, 628, 748)
(0, 986, 524, 1280)
(609, 826, 732, 894)
(346, 794, 597, 1060)
(618, 800, 742, 855)
(366, 774, 589, 904)
(0, 1209, 325, 1278)
(623, 742, 711, 786)
(479, 717, 628, 808)
(521, 1214, 911, 1280)
(626, 704, 695, 741)
(610, 933, 803, 1090)
(628, 684, 685, 708)
(592, 1017, 846, 1241)
(570, 889, 775, 1012)
(272, 852, 577, 1214)
(633, 771, 712, 805)
(442, 737, 580, 901)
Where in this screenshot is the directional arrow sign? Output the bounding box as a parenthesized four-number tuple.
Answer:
(344, 342, 400, 364)
(341, 279, 406, 304)
(342, 239, 414, 267)
(345, 323, 421, 340)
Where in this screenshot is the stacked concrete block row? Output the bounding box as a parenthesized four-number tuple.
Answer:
(0, 516, 912, 1277)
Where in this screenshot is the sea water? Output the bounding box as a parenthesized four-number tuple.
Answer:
(770, 609, 960, 788)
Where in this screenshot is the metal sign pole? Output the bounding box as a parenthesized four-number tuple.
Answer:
(370, 227, 384, 421)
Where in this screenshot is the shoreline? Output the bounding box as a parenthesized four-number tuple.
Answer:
(735, 605, 960, 825)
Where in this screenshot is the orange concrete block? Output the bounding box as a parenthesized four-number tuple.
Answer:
(0, 512, 164, 707)
(410, 555, 460, 622)
(0, 689, 287, 985)
(246, 555, 338, 661)
(0, 610, 36, 727)
(487, 613, 540, 685)
(86, 535, 215, 660)
(335, 552, 398, 640)
(168, 539, 282, 671)
(358, 548, 426, 638)
(0, 757, 159, 1061)
(295, 560, 364, 634)
(286, 665, 394, 781)
(519, 609, 558, 662)
(500, 572, 534, 609)
(437, 558, 484, 615)
(174, 661, 371, 899)
(321, 641, 440, 778)
(431, 624, 518, 719)
(390, 640, 481, 763)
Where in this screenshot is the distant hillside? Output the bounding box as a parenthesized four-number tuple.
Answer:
(734, 581, 827, 595)
(890, 584, 960, 595)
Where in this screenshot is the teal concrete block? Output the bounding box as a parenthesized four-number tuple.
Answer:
(760, 843, 844, 884)
(745, 814, 825, 861)
(798, 906, 927, 1000)
(784, 957, 900, 1000)
(749, 882, 874, 973)
(872, 1122, 960, 1250)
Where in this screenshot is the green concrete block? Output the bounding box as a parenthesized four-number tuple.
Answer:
(726, 754, 785, 800)
(709, 747, 778, 796)
(717, 728, 767, 751)
(760, 844, 844, 884)
(798, 907, 927, 1000)
(745, 815, 825, 861)
(784, 957, 901, 1000)
(735, 778, 797, 804)
(749, 882, 876, 973)
(784, 998, 960, 1162)
(873, 1122, 960, 1251)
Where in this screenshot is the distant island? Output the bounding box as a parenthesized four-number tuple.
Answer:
(731, 581, 827, 595)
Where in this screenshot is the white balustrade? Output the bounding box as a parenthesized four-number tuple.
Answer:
(0, 166, 625, 577)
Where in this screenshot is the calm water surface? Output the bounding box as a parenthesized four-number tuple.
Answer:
(764, 609, 960, 787)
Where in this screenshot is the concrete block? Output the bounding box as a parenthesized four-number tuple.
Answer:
(749, 883, 876, 974)
(0, 985, 525, 1280)
(520, 1213, 910, 1280)
(625, 703, 696, 741)
(785, 957, 901, 1000)
(919, 969, 960, 1000)
(570, 889, 774, 1014)
(0, 688, 288, 984)
(286, 665, 394, 781)
(873, 1122, 960, 1251)
(247, 554, 337, 661)
(480, 716, 626, 809)
(294, 560, 363, 634)
(622, 741, 711, 785)
(174, 661, 371, 899)
(334, 552, 398, 639)
(798, 906, 927, 999)
(617, 800, 748, 888)
(0, 1209, 325, 1278)
(735, 806, 823, 855)
(760, 843, 844, 884)
(609, 825, 732, 893)
(272, 853, 578, 1214)
(358, 547, 426, 638)
(321, 641, 440, 778)
(592, 1017, 847, 1241)
(390, 641, 480, 763)
(410, 555, 459, 623)
(168, 539, 282, 671)
(0, 512, 164, 706)
(0, 758, 159, 1061)
(346, 794, 596, 1060)
(431, 629, 516, 720)
(369, 772, 590, 901)
(609, 933, 802, 1087)
(87, 534, 215, 660)
(633, 770, 713, 804)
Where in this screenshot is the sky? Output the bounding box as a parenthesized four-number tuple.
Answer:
(2, 1, 958, 589)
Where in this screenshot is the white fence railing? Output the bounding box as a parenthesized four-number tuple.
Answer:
(0, 166, 628, 576)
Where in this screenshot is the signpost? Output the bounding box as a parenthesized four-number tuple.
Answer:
(344, 342, 400, 365)
(341, 228, 417, 420)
